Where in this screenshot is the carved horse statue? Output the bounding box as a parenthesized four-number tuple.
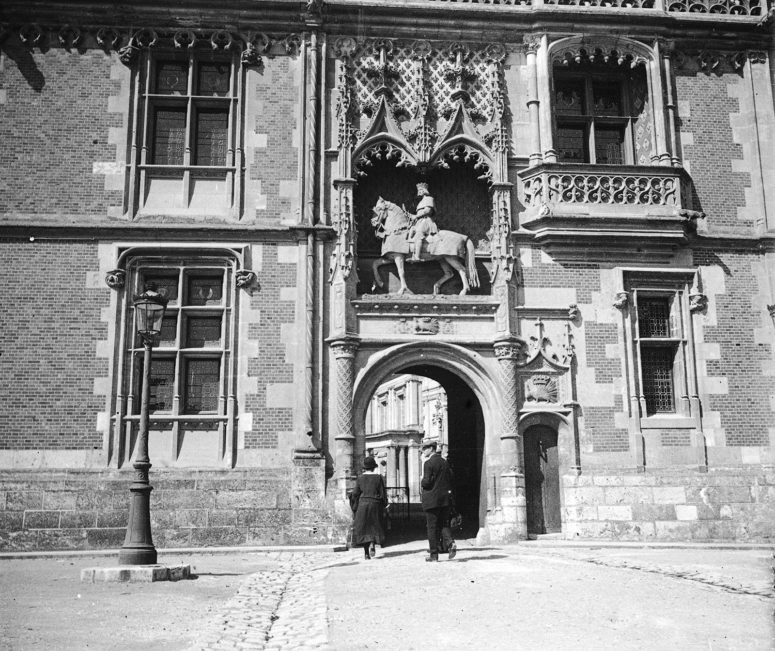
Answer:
(370, 197, 480, 295)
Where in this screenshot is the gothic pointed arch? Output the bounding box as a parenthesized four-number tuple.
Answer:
(548, 35, 654, 68)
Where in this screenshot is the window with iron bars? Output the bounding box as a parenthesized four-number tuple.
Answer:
(634, 292, 684, 415)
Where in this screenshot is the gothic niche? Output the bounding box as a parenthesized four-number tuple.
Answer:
(354, 156, 492, 296)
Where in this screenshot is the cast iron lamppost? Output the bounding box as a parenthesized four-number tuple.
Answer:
(119, 283, 168, 565)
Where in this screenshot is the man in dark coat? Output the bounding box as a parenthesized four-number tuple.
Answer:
(420, 438, 456, 562)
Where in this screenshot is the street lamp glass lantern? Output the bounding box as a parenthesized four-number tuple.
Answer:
(133, 285, 169, 337)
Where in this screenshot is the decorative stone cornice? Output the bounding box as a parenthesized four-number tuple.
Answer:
(2, 23, 295, 68)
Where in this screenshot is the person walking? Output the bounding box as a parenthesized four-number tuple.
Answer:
(420, 438, 456, 562)
(349, 455, 388, 560)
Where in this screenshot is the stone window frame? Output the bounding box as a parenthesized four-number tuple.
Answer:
(619, 268, 702, 430)
(127, 43, 243, 218)
(111, 248, 242, 468)
(537, 35, 676, 167)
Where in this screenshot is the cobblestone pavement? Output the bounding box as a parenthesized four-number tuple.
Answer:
(189, 552, 336, 651)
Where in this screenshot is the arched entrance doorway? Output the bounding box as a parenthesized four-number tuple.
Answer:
(352, 343, 497, 543)
(404, 365, 484, 539)
(523, 424, 561, 535)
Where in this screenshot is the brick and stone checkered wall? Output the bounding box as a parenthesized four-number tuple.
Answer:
(675, 68, 752, 234)
(243, 243, 297, 451)
(0, 469, 338, 551)
(0, 43, 124, 219)
(246, 52, 302, 224)
(694, 248, 774, 447)
(0, 239, 108, 450)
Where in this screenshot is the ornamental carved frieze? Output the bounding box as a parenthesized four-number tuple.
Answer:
(334, 37, 509, 171)
(395, 316, 455, 335)
(2, 23, 294, 69)
(673, 49, 768, 74)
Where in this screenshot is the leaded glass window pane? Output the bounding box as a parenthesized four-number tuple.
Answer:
(641, 346, 675, 414)
(153, 109, 186, 165)
(140, 274, 179, 303)
(186, 274, 223, 305)
(197, 63, 230, 96)
(595, 126, 625, 165)
(148, 358, 175, 412)
(184, 359, 220, 413)
(156, 316, 178, 347)
(638, 297, 671, 338)
(592, 79, 623, 116)
(155, 61, 188, 94)
(195, 110, 228, 166)
(186, 316, 222, 348)
(557, 125, 587, 163)
(555, 79, 586, 115)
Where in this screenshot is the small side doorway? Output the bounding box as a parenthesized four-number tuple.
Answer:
(524, 425, 561, 535)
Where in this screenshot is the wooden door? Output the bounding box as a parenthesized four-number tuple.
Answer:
(524, 426, 561, 534)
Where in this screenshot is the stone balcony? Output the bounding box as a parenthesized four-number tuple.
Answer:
(517, 163, 701, 261)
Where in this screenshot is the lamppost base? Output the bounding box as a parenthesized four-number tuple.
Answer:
(118, 545, 157, 566)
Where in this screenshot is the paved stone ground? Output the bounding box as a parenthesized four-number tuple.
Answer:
(188, 552, 331, 651)
(1, 542, 773, 650)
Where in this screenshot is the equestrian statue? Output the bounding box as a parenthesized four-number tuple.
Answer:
(370, 183, 480, 296)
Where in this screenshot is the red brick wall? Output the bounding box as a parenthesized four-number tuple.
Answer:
(0, 240, 107, 449)
(0, 42, 123, 218)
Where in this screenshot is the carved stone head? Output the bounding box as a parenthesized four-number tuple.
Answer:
(416, 182, 429, 197)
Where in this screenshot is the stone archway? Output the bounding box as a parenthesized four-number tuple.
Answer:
(352, 342, 500, 541)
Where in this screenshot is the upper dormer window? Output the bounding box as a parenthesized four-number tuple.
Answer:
(150, 59, 231, 167)
(553, 67, 648, 165)
(129, 44, 241, 217)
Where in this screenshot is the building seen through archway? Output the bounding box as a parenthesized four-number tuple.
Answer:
(363, 368, 484, 541)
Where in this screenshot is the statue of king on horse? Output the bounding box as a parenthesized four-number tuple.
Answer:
(370, 182, 480, 295)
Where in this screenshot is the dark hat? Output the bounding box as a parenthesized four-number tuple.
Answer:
(362, 455, 378, 470)
(421, 438, 438, 450)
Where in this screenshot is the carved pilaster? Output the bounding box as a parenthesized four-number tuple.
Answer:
(304, 31, 320, 225)
(524, 35, 543, 167)
(330, 337, 359, 496)
(494, 338, 525, 474)
(329, 178, 356, 283)
(489, 183, 516, 285)
(333, 37, 357, 168)
(493, 337, 527, 541)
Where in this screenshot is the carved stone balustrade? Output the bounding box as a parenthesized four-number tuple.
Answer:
(518, 163, 696, 261)
(419, 0, 768, 14)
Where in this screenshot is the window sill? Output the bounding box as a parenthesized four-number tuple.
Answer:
(640, 415, 695, 429)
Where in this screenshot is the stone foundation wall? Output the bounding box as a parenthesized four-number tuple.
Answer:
(562, 469, 775, 541)
(0, 469, 339, 552)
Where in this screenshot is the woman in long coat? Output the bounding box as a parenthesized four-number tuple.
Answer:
(349, 456, 387, 559)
